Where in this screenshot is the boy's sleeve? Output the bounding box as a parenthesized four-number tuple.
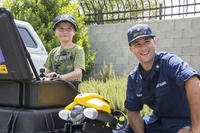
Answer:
(44, 50, 53, 71)
(74, 48, 85, 71)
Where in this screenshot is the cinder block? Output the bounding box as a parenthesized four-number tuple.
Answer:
(191, 38, 200, 46)
(182, 46, 200, 56)
(191, 18, 200, 30)
(157, 38, 174, 47)
(174, 19, 191, 31)
(157, 47, 182, 56)
(165, 29, 183, 39)
(157, 20, 174, 32)
(116, 56, 129, 65)
(173, 38, 191, 47)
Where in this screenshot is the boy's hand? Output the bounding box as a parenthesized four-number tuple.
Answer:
(46, 72, 58, 78)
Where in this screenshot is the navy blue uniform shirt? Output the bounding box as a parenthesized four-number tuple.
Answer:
(125, 52, 200, 120)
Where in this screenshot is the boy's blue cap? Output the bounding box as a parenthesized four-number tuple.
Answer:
(127, 24, 155, 45)
(53, 14, 78, 31)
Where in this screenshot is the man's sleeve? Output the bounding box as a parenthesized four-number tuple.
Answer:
(165, 54, 200, 89)
(124, 75, 143, 111)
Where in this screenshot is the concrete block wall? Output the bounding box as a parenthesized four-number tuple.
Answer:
(88, 17, 200, 76)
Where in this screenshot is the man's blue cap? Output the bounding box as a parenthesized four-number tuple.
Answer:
(53, 14, 78, 31)
(127, 24, 155, 45)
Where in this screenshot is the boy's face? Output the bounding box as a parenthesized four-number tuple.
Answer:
(54, 22, 75, 43)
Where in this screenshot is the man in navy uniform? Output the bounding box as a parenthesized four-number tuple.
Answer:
(114, 24, 200, 133)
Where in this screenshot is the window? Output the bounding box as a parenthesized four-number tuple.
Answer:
(17, 27, 37, 48)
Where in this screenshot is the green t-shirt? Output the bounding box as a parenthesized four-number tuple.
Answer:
(44, 45, 85, 76)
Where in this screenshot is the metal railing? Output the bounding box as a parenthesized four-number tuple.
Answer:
(79, 0, 200, 25)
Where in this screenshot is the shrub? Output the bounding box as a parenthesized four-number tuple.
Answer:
(80, 75, 127, 112)
(98, 62, 116, 82)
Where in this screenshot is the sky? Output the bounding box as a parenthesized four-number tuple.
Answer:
(163, 0, 200, 19)
(0, 0, 4, 5)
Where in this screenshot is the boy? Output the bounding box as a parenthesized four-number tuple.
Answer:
(44, 14, 85, 81)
